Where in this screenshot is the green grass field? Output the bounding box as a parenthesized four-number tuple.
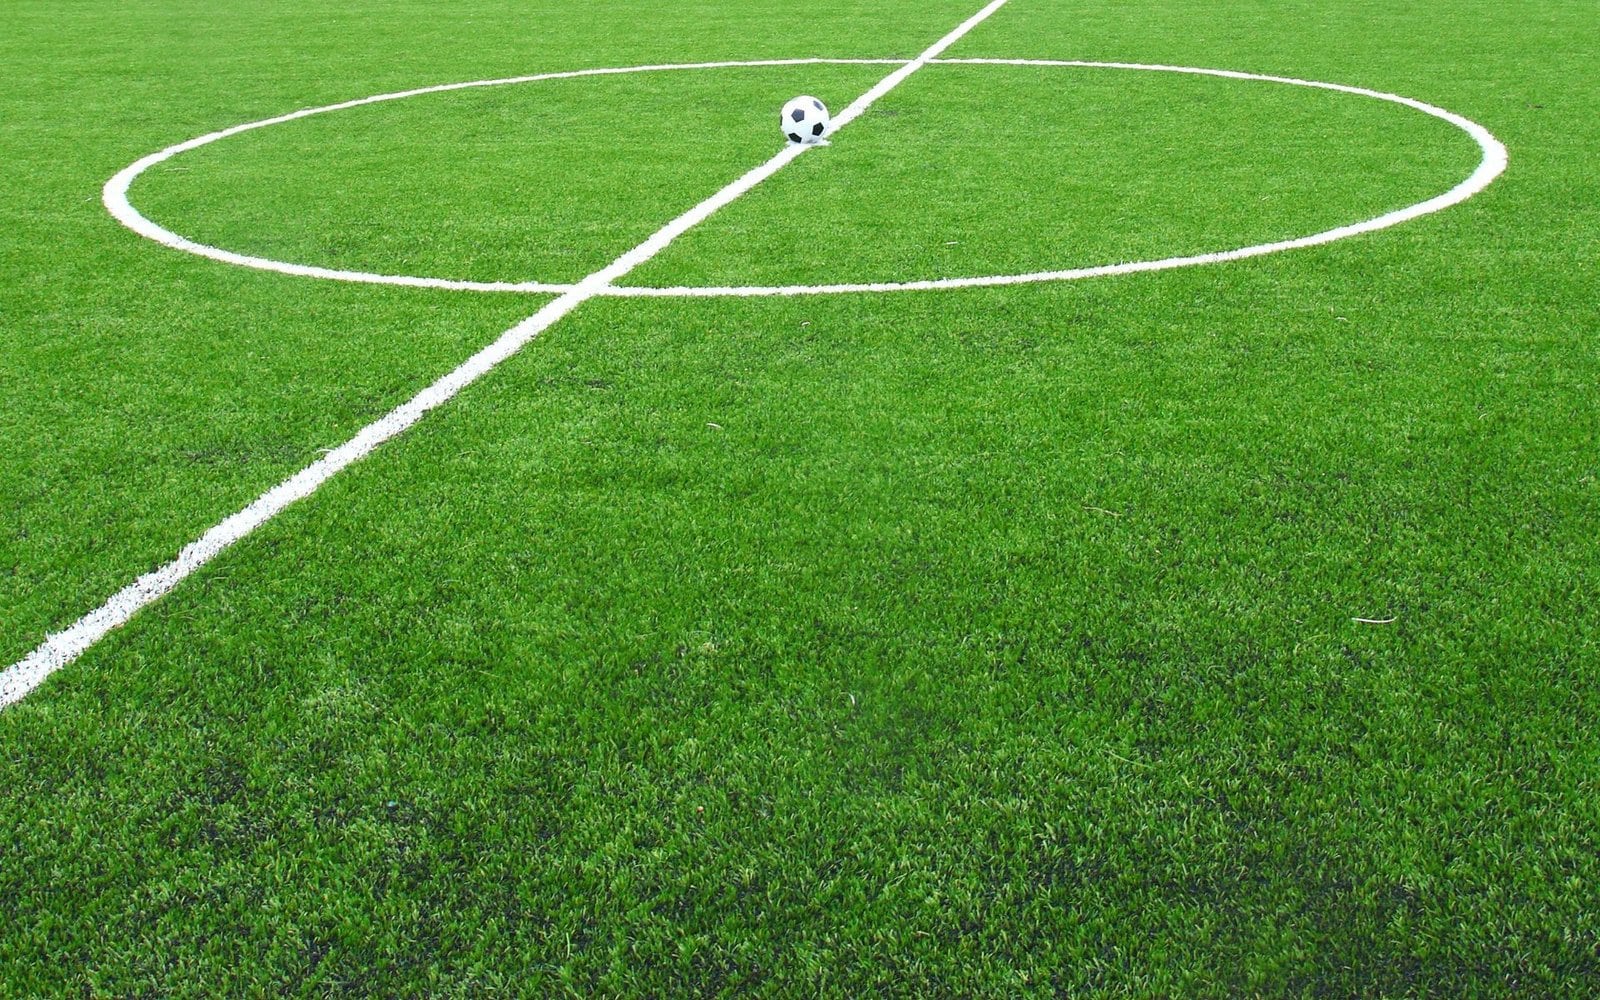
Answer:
(3, 0, 1598, 993)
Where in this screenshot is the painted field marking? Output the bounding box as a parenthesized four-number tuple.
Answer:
(0, 0, 1015, 710)
(101, 58, 908, 295)
(620, 59, 1509, 296)
(106, 61, 1507, 298)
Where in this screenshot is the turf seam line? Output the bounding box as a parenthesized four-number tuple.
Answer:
(1, 0, 1015, 710)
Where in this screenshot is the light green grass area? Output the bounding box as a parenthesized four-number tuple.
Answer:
(3, 0, 1599, 994)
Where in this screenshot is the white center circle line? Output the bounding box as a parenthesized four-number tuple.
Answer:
(105, 58, 1507, 298)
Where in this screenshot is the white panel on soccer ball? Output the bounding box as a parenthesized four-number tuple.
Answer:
(780, 95, 830, 144)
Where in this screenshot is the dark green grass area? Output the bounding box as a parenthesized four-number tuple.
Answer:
(632, 63, 1481, 288)
(6, 273, 1599, 994)
(4, 0, 1600, 995)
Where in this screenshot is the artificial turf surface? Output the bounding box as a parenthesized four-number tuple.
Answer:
(2, 0, 1598, 994)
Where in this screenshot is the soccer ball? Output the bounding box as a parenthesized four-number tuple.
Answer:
(781, 96, 830, 144)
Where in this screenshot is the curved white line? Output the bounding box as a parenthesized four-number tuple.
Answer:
(604, 58, 1509, 296)
(102, 58, 909, 295)
(106, 58, 1507, 299)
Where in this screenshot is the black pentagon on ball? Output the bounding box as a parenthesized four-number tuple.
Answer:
(812, 122, 824, 135)
(791, 108, 806, 122)
(813, 99, 824, 111)
(788, 132, 803, 143)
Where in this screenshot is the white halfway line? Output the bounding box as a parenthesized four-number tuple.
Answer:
(0, 0, 1015, 711)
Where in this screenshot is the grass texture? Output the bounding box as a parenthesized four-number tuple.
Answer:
(2, 0, 1598, 994)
